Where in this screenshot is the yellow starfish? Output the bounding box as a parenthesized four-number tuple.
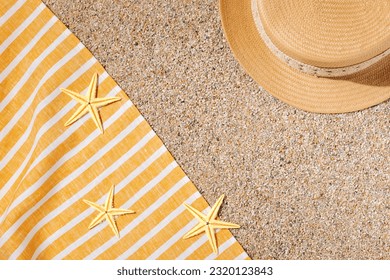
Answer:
(61, 73, 121, 133)
(83, 185, 135, 237)
(183, 194, 240, 254)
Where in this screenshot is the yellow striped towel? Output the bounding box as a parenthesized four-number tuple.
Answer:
(0, 0, 249, 260)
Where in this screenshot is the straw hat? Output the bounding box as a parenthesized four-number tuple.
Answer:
(220, 0, 390, 113)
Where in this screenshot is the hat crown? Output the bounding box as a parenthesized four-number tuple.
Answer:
(256, 0, 390, 68)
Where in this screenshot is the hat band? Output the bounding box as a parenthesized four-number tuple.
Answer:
(251, 0, 390, 77)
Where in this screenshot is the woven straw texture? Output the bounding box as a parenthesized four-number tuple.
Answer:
(257, 0, 390, 68)
(220, 0, 390, 113)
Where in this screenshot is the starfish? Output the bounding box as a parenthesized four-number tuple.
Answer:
(183, 194, 240, 254)
(61, 73, 121, 133)
(83, 185, 135, 237)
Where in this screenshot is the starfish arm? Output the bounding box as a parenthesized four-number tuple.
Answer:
(88, 212, 106, 229)
(88, 104, 104, 133)
(210, 220, 240, 229)
(87, 73, 99, 101)
(106, 214, 120, 237)
(105, 186, 115, 212)
(183, 203, 207, 223)
(107, 208, 135, 216)
(183, 223, 205, 239)
(83, 199, 105, 212)
(61, 88, 88, 103)
(90, 96, 121, 108)
(205, 225, 218, 254)
(208, 194, 225, 221)
(65, 103, 89, 126)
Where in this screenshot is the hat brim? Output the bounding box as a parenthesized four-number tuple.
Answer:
(220, 0, 390, 113)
